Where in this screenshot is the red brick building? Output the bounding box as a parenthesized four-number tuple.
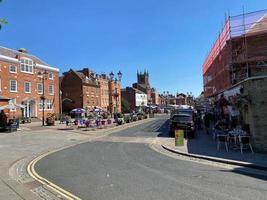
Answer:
(203, 9, 267, 97)
(61, 69, 101, 113)
(0, 46, 59, 120)
(108, 79, 121, 114)
(151, 88, 160, 105)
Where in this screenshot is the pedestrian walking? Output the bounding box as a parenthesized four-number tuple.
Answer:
(65, 115, 70, 126)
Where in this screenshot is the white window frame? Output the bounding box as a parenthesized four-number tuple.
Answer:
(46, 99, 53, 110)
(24, 82, 31, 93)
(20, 57, 34, 74)
(48, 84, 54, 95)
(9, 65, 17, 73)
(10, 80, 17, 92)
(37, 83, 43, 94)
(39, 100, 45, 110)
(48, 72, 54, 80)
(9, 98, 16, 111)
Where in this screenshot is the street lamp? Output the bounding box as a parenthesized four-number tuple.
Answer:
(109, 71, 122, 124)
(163, 91, 169, 108)
(38, 70, 48, 126)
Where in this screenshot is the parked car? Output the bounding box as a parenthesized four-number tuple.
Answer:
(170, 107, 196, 123)
(169, 113, 195, 138)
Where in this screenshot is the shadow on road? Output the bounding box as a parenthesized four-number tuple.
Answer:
(156, 119, 170, 138)
(219, 168, 267, 181)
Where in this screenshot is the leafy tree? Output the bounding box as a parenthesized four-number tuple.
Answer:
(0, 0, 8, 30)
(121, 98, 130, 113)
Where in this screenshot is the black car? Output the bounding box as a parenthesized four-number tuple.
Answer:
(169, 113, 195, 138)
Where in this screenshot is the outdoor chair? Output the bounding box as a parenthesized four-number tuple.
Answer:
(213, 128, 225, 140)
(239, 135, 254, 154)
(216, 134, 228, 152)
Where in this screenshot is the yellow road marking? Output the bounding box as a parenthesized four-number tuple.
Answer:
(27, 150, 82, 200)
(26, 118, 156, 200)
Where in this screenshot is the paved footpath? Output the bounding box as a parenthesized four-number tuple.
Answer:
(0, 118, 156, 200)
(160, 129, 267, 170)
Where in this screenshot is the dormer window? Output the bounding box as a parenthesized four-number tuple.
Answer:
(9, 65, 17, 73)
(48, 72, 53, 80)
(20, 58, 33, 73)
(85, 76, 89, 83)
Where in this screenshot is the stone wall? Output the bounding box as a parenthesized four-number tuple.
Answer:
(243, 77, 267, 152)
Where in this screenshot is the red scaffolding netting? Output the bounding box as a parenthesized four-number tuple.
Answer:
(203, 9, 267, 74)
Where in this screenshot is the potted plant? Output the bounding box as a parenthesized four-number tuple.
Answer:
(46, 113, 56, 126)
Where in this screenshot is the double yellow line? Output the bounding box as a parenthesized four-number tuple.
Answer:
(27, 151, 81, 200)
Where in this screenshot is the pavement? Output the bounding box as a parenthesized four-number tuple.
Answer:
(160, 129, 267, 170)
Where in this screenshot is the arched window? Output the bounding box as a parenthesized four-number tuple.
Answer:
(20, 57, 33, 73)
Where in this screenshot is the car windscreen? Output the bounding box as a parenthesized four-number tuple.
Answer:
(172, 115, 192, 121)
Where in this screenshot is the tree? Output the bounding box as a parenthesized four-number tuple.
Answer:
(0, 0, 8, 30)
(121, 98, 130, 113)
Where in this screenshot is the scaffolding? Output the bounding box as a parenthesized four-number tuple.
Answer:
(203, 9, 267, 97)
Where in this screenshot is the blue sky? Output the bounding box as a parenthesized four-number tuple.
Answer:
(1, 0, 267, 96)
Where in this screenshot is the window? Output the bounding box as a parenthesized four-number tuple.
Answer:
(10, 80, 17, 92)
(39, 100, 45, 110)
(24, 82, 31, 93)
(48, 72, 53, 80)
(9, 65, 17, 73)
(20, 58, 33, 73)
(49, 85, 54, 95)
(46, 100, 53, 110)
(37, 83, 43, 94)
(9, 98, 16, 111)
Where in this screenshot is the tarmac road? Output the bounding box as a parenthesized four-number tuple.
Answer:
(35, 116, 267, 200)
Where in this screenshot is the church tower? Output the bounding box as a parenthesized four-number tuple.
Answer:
(137, 70, 149, 85)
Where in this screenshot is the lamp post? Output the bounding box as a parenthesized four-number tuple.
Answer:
(109, 71, 122, 124)
(38, 70, 48, 126)
(163, 91, 169, 112)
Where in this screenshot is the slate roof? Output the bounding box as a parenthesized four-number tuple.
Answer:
(0, 46, 49, 66)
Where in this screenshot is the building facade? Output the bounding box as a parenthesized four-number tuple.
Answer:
(203, 9, 267, 152)
(151, 88, 160, 105)
(121, 87, 147, 113)
(61, 68, 121, 114)
(0, 46, 59, 120)
(203, 9, 267, 97)
(61, 69, 100, 114)
(98, 74, 110, 111)
(108, 80, 121, 114)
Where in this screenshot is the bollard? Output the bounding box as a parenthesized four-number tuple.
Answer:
(175, 129, 184, 146)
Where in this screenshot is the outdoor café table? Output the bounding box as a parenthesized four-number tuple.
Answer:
(228, 129, 246, 149)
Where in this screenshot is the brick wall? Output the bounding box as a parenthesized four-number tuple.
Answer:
(0, 60, 59, 120)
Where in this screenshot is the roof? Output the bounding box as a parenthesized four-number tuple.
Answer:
(0, 46, 59, 72)
(71, 70, 100, 86)
(132, 87, 146, 94)
(0, 46, 48, 65)
(246, 13, 267, 35)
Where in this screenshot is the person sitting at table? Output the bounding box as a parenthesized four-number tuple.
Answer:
(214, 119, 224, 131)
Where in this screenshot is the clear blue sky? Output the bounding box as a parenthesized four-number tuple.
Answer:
(1, 0, 267, 96)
